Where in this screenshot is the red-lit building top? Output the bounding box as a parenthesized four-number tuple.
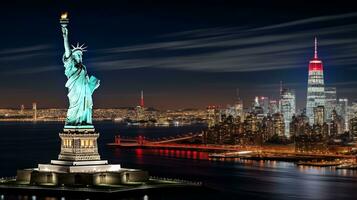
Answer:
(308, 37, 323, 71)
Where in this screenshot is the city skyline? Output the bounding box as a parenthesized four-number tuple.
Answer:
(1, 1, 357, 110)
(2, 2, 357, 199)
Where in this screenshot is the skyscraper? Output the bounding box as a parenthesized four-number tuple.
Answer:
(32, 102, 37, 121)
(313, 106, 325, 126)
(280, 88, 296, 137)
(351, 100, 357, 118)
(258, 96, 269, 114)
(337, 98, 349, 131)
(252, 97, 264, 115)
(306, 37, 325, 124)
(234, 88, 244, 121)
(268, 100, 279, 115)
(330, 109, 344, 136)
(325, 87, 337, 122)
(272, 112, 285, 137)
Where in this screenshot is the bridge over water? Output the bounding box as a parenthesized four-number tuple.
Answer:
(107, 134, 357, 160)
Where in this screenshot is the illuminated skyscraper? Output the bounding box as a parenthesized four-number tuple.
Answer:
(258, 96, 269, 114)
(350, 116, 357, 136)
(252, 96, 264, 115)
(32, 102, 37, 121)
(337, 98, 349, 131)
(272, 112, 285, 137)
(325, 87, 336, 122)
(351, 100, 357, 117)
(280, 88, 296, 137)
(233, 88, 244, 121)
(313, 106, 325, 126)
(268, 100, 279, 115)
(207, 106, 220, 127)
(330, 109, 344, 136)
(306, 37, 325, 124)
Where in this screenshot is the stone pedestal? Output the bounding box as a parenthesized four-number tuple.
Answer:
(58, 127, 101, 161)
(15, 126, 152, 186)
(36, 127, 121, 173)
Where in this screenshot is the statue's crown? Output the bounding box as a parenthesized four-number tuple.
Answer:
(71, 42, 87, 53)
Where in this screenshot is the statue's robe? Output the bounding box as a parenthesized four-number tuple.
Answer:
(63, 53, 100, 126)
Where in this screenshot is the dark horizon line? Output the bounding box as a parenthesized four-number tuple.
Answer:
(0, 106, 206, 111)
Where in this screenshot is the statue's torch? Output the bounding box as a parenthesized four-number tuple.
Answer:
(60, 12, 69, 27)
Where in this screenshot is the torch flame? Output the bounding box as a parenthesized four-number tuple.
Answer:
(61, 12, 68, 20)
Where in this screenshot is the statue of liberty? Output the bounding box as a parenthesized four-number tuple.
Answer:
(61, 18, 100, 127)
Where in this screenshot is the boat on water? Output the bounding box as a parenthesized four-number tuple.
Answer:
(296, 161, 342, 167)
(336, 163, 357, 170)
(209, 151, 253, 158)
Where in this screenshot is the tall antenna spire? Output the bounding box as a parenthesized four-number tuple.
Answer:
(314, 36, 318, 59)
(280, 81, 283, 95)
(140, 90, 144, 107)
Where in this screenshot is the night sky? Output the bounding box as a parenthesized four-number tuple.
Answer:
(1, 1, 357, 110)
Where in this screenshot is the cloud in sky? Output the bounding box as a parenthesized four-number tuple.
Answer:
(92, 12, 357, 72)
(0, 44, 55, 75)
(2, 12, 357, 76)
(0, 44, 51, 55)
(3, 65, 60, 75)
(251, 12, 357, 31)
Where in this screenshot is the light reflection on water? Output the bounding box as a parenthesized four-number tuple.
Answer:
(2, 122, 357, 200)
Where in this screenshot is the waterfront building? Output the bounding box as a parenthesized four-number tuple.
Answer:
(32, 102, 37, 120)
(350, 101, 357, 118)
(325, 87, 337, 122)
(206, 106, 220, 127)
(295, 133, 328, 153)
(337, 98, 349, 131)
(262, 115, 274, 142)
(312, 122, 329, 137)
(330, 109, 344, 136)
(313, 106, 325, 126)
(204, 115, 244, 145)
(349, 116, 357, 136)
(294, 120, 328, 153)
(280, 88, 296, 137)
(244, 113, 259, 133)
(205, 112, 265, 145)
(135, 105, 146, 121)
(294, 112, 328, 153)
(272, 112, 285, 137)
(306, 37, 325, 124)
(290, 114, 309, 138)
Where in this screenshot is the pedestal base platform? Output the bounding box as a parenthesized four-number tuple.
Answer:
(38, 160, 120, 173)
(14, 125, 151, 187)
(16, 167, 149, 186)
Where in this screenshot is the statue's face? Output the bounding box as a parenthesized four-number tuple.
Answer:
(72, 51, 83, 63)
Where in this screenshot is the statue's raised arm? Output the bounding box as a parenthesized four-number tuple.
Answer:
(62, 27, 71, 58)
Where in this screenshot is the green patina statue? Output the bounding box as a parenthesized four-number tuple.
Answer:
(61, 21, 100, 127)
